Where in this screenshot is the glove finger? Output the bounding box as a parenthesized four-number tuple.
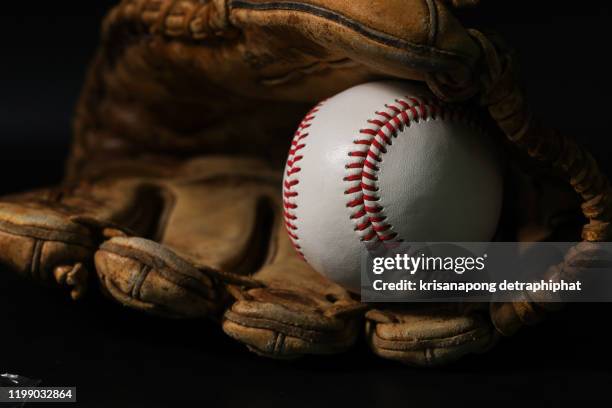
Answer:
(94, 157, 282, 319)
(0, 200, 94, 300)
(0, 180, 162, 299)
(222, 265, 363, 358)
(365, 304, 497, 366)
(96, 237, 218, 318)
(223, 204, 366, 359)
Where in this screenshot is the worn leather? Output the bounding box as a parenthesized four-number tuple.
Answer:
(69, 0, 480, 178)
(0, 157, 279, 317)
(0, 0, 607, 366)
(223, 211, 366, 357)
(365, 303, 495, 366)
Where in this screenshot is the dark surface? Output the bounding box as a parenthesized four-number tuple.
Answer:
(1, 1, 612, 407)
(1, 278, 610, 407)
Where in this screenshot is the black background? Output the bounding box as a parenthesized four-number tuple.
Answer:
(1, 1, 611, 407)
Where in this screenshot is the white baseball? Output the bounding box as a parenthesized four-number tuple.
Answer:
(283, 81, 503, 293)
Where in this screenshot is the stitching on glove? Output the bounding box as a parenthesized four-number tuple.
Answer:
(283, 102, 325, 259)
(344, 96, 482, 242)
(130, 264, 152, 300)
(30, 240, 43, 281)
(273, 332, 286, 354)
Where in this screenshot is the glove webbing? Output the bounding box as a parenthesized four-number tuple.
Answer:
(428, 30, 612, 335)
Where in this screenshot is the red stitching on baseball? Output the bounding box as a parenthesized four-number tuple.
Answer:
(344, 96, 481, 242)
(283, 102, 325, 258)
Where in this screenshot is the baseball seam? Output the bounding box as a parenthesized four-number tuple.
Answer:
(344, 96, 482, 242)
(283, 102, 325, 258)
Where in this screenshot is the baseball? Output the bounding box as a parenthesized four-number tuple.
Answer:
(283, 81, 503, 293)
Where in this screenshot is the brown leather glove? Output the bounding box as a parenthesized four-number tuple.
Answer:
(1, 0, 609, 366)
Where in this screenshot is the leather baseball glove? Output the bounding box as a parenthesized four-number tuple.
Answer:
(1, 0, 609, 366)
